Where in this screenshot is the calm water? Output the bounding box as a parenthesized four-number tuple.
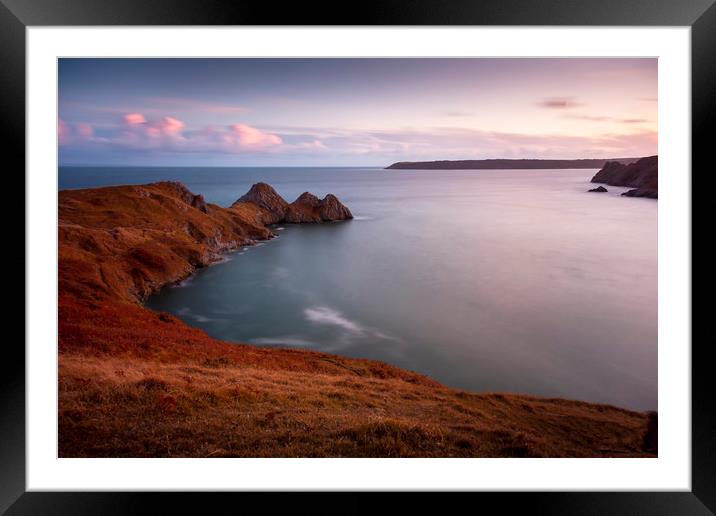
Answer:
(60, 166, 658, 410)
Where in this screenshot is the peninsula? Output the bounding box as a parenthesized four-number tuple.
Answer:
(58, 181, 656, 457)
(385, 158, 639, 170)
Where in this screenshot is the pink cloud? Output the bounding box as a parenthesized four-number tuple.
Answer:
(159, 116, 185, 136)
(123, 113, 146, 125)
(132, 116, 186, 140)
(58, 119, 70, 144)
(299, 139, 328, 150)
(61, 111, 655, 160)
(75, 123, 94, 139)
(58, 119, 96, 144)
(266, 119, 655, 157)
(104, 113, 283, 153)
(229, 123, 282, 148)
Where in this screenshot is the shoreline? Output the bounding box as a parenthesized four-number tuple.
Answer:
(58, 181, 656, 457)
(143, 234, 275, 297)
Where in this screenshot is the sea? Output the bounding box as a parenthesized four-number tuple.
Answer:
(59, 166, 657, 410)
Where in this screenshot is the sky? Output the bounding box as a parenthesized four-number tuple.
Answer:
(58, 58, 657, 167)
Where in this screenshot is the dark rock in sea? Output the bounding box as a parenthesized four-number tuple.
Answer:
(622, 188, 658, 199)
(285, 192, 323, 223)
(285, 192, 353, 223)
(590, 155, 658, 198)
(233, 183, 352, 224)
(591, 161, 627, 184)
(588, 186, 608, 193)
(317, 194, 353, 221)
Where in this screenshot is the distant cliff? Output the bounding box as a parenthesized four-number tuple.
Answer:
(590, 156, 658, 198)
(385, 158, 639, 170)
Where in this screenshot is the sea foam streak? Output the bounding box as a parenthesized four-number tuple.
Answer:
(250, 337, 315, 347)
(304, 306, 363, 334)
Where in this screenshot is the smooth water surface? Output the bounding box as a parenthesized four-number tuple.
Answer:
(60, 166, 657, 410)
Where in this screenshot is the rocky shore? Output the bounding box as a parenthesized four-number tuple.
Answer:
(58, 181, 656, 458)
(590, 155, 658, 198)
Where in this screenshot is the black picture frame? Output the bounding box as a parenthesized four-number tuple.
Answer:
(4, 0, 711, 512)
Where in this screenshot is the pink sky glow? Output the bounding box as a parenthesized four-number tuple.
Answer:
(58, 58, 658, 166)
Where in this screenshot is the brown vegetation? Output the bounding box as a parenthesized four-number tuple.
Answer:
(58, 181, 655, 457)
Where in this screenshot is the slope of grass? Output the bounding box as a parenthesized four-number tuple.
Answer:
(58, 182, 656, 457)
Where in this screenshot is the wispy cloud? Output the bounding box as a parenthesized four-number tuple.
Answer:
(538, 97, 580, 109)
(305, 125, 657, 159)
(59, 114, 656, 162)
(143, 97, 250, 114)
(563, 114, 650, 124)
(443, 110, 474, 117)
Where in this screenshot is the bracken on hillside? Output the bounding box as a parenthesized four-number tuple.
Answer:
(58, 181, 656, 458)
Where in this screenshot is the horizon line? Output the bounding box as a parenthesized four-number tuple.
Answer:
(58, 156, 653, 169)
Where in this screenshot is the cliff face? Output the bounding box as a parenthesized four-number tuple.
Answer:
(590, 156, 658, 198)
(58, 181, 653, 458)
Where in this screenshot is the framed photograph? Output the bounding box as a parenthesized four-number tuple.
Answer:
(6, 0, 710, 512)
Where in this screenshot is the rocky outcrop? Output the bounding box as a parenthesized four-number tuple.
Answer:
(231, 182, 289, 224)
(190, 194, 208, 213)
(233, 183, 353, 224)
(318, 194, 354, 221)
(285, 192, 354, 223)
(590, 155, 658, 198)
(159, 181, 209, 213)
(588, 186, 608, 193)
(285, 192, 322, 223)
